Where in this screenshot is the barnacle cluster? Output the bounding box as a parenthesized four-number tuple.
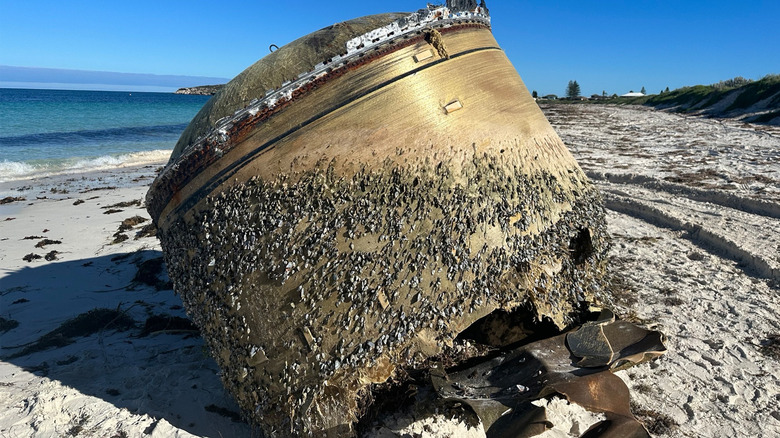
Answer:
(158, 148, 609, 435)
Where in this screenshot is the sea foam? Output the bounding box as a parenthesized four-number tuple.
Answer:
(0, 150, 171, 183)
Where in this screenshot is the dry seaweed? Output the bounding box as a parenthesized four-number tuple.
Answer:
(117, 215, 148, 233)
(66, 413, 90, 436)
(139, 314, 198, 337)
(0, 196, 25, 204)
(79, 186, 117, 193)
(23, 253, 41, 262)
(760, 334, 780, 360)
(631, 401, 679, 435)
(103, 199, 142, 209)
(7, 308, 136, 358)
(204, 404, 243, 423)
(111, 233, 129, 244)
(35, 239, 61, 248)
(132, 257, 171, 290)
(134, 223, 157, 239)
(0, 316, 20, 333)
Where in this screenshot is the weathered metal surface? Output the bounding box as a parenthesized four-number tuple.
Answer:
(431, 316, 665, 437)
(147, 2, 611, 436)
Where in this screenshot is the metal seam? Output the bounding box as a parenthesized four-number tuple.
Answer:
(167, 45, 503, 222)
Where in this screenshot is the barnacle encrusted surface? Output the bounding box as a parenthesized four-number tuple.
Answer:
(149, 3, 611, 436)
(158, 151, 609, 435)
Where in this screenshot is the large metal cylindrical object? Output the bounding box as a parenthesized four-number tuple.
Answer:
(147, 4, 609, 436)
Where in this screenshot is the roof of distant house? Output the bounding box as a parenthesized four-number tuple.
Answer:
(621, 92, 645, 97)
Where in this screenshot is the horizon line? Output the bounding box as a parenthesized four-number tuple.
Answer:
(0, 65, 229, 90)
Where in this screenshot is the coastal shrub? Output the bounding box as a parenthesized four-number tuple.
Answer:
(645, 85, 725, 111)
(726, 75, 780, 111)
(712, 76, 752, 90)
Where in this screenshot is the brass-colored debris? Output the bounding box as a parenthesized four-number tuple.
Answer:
(147, 3, 617, 437)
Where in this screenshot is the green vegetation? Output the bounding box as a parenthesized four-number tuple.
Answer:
(726, 74, 780, 110)
(645, 84, 723, 107)
(544, 74, 780, 124)
(566, 80, 581, 99)
(644, 74, 780, 117)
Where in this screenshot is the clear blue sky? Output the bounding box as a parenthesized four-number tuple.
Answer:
(1, 0, 778, 95)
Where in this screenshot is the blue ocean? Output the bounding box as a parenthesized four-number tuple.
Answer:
(0, 88, 210, 182)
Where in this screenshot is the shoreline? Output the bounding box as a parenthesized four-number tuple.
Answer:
(0, 149, 173, 188)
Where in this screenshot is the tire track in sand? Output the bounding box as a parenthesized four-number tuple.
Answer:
(594, 180, 779, 283)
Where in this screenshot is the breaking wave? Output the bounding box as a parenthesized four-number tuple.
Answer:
(0, 150, 171, 183)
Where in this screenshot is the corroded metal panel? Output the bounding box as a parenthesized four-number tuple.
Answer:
(147, 3, 610, 436)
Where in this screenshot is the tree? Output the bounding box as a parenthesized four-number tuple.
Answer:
(665, 86, 670, 93)
(532, 90, 538, 99)
(602, 90, 607, 97)
(641, 86, 646, 94)
(566, 80, 581, 99)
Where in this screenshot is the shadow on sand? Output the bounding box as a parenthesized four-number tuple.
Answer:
(0, 250, 253, 437)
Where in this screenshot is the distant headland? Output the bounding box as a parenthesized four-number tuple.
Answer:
(174, 85, 224, 95)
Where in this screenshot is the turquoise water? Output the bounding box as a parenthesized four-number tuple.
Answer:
(0, 88, 210, 181)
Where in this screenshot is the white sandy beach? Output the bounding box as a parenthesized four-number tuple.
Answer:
(543, 104, 780, 438)
(1, 104, 779, 437)
(0, 164, 254, 437)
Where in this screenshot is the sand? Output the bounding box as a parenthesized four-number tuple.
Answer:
(1, 104, 778, 437)
(542, 103, 780, 438)
(0, 165, 253, 437)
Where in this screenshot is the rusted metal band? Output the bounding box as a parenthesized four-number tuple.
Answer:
(164, 44, 502, 224)
(148, 23, 491, 223)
